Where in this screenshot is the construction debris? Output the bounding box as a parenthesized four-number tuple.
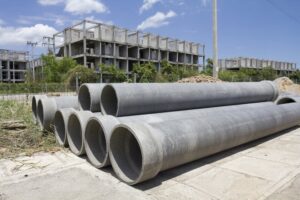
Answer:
(177, 74, 222, 83)
(1, 120, 26, 130)
(274, 77, 300, 95)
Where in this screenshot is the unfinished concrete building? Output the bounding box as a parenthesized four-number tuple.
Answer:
(53, 20, 205, 73)
(0, 49, 28, 83)
(219, 57, 297, 75)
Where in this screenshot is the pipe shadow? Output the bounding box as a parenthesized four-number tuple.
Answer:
(134, 126, 300, 191)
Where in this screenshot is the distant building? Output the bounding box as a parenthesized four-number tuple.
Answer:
(0, 49, 28, 83)
(218, 57, 297, 74)
(53, 20, 205, 73)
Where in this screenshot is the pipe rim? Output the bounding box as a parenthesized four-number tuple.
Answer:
(67, 112, 84, 155)
(79, 84, 92, 111)
(37, 99, 44, 129)
(276, 97, 297, 105)
(84, 117, 108, 168)
(32, 96, 38, 118)
(54, 110, 67, 146)
(109, 124, 145, 185)
(101, 84, 119, 116)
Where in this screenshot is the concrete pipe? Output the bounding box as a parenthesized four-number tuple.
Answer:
(32, 95, 47, 123)
(101, 81, 278, 116)
(84, 102, 275, 168)
(78, 83, 105, 112)
(37, 96, 80, 131)
(109, 102, 300, 185)
(54, 108, 75, 147)
(67, 111, 101, 156)
(275, 95, 300, 105)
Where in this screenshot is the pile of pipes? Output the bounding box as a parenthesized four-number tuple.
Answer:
(32, 81, 300, 185)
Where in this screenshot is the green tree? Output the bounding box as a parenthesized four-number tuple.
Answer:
(64, 65, 98, 86)
(133, 62, 157, 82)
(259, 67, 277, 80)
(100, 64, 128, 82)
(202, 58, 213, 76)
(160, 60, 179, 82)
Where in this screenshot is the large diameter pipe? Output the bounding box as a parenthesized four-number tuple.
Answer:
(109, 102, 300, 185)
(101, 81, 278, 116)
(78, 83, 105, 112)
(32, 95, 47, 123)
(84, 102, 275, 168)
(54, 108, 75, 147)
(67, 110, 101, 156)
(37, 96, 80, 131)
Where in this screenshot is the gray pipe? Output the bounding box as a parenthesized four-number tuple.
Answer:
(37, 96, 79, 131)
(84, 102, 275, 168)
(78, 83, 105, 112)
(100, 81, 278, 116)
(32, 95, 47, 123)
(54, 108, 75, 147)
(275, 95, 300, 105)
(67, 110, 101, 156)
(109, 102, 300, 185)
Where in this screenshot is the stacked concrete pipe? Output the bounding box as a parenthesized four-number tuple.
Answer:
(84, 102, 275, 168)
(54, 108, 76, 147)
(100, 81, 278, 116)
(32, 94, 47, 123)
(67, 110, 101, 156)
(78, 83, 105, 112)
(109, 102, 300, 185)
(37, 96, 80, 131)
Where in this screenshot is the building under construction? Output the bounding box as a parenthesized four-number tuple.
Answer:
(0, 49, 28, 83)
(53, 20, 205, 73)
(219, 57, 297, 74)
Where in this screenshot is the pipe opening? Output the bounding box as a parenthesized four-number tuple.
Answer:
(37, 100, 44, 126)
(110, 126, 142, 183)
(32, 97, 38, 118)
(79, 85, 91, 110)
(276, 97, 296, 105)
(54, 111, 65, 145)
(85, 119, 107, 166)
(101, 85, 118, 115)
(68, 114, 82, 154)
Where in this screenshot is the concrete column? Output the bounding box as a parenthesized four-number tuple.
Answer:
(0, 60, 2, 82)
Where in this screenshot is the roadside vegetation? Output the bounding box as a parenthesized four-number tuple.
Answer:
(0, 100, 59, 159)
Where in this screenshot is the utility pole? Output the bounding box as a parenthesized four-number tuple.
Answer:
(27, 41, 38, 81)
(42, 36, 55, 55)
(212, 0, 219, 78)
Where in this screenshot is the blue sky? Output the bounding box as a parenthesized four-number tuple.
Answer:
(0, 0, 299, 66)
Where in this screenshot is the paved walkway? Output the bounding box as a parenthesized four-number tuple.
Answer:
(1, 127, 300, 200)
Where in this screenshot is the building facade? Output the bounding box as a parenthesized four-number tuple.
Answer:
(219, 57, 297, 74)
(0, 49, 28, 83)
(53, 20, 205, 73)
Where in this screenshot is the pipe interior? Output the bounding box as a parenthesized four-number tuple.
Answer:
(37, 101, 44, 126)
(276, 98, 296, 105)
(54, 111, 65, 144)
(68, 114, 83, 153)
(110, 127, 142, 183)
(85, 119, 107, 165)
(101, 85, 118, 115)
(79, 86, 91, 110)
(32, 97, 37, 117)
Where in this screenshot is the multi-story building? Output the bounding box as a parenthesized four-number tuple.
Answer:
(53, 20, 205, 73)
(0, 49, 28, 83)
(219, 57, 297, 74)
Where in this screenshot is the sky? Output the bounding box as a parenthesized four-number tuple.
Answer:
(0, 0, 299, 66)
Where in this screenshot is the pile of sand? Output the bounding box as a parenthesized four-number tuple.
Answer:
(274, 77, 300, 95)
(178, 74, 222, 83)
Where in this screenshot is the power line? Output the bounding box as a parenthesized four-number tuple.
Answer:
(265, 0, 300, 25)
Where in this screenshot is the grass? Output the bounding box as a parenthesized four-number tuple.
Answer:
(0, 100, 61, 159)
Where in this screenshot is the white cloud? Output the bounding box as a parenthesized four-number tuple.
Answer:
(38, 0, 64, 5)
(0, 24, 57, 45)
(137, 10, 177, 30)
(139, 0, 161, 13)
(65, 0, 108, 15)
(85, 16, 113, 25)
(17, 14, 69, 26)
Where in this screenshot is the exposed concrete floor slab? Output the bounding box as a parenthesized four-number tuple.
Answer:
(1, 126, 300, 200)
